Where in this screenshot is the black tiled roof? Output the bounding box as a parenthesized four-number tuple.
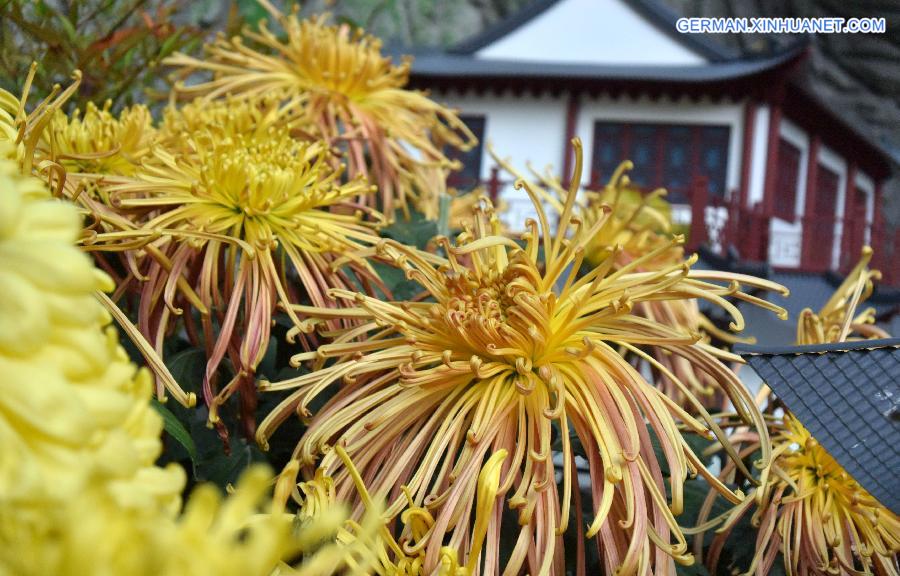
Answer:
(736, 339, 900, 515)
(405, 44, 805, 84)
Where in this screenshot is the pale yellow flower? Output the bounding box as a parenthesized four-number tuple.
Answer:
(0, 145, 357, 576)
(42, 100, 156, 176)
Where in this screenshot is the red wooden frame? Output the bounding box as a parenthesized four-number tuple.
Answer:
(739, 100, 756, 208)
(806, 162, 839, 272)
(773, 138, 802, 222)
(561, 93, 579, 188)
(762, 99, 783, 216)
(800, 135, 821, 269)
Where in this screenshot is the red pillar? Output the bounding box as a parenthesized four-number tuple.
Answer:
(487, 165, 501, 204)
(872, 180, 884, 248)
(739, 100, 757, 208)
(801, 135, 821, 269)
(561, 92, 580, 188)
(840, 161, 858, 271)
(871, 179, 887, 275)
(748, 202, 769, 262)
(688, 177, 709, 251)
(762, 100, 783, 216)
(734, 100, 758, 260)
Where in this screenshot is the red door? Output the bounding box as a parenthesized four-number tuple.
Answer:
(844, 187, 868, 265)
(774, 139, 801, 222)
(808, 166, 839, 271)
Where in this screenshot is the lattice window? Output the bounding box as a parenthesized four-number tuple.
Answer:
(592, 121, 731, 203)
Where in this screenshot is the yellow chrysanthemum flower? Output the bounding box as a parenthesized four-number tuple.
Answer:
(0, 63, 81, 182)
(489, 150, 677, 269)
(164, 2, 476, 218)
(88, 116, 385, 439)
(0, 146, 317, 576)
(41, 100, 156, 177)
(759, 415, 899, 576)
(258, 139, 788, 575)
(158, 95, 313, 148)
(448, 188, 508, 233)
(696, 249, 899, 576)
(796, 246, 888, 345)
(276, 446, 504, 576)
(492, 146, 764, 410)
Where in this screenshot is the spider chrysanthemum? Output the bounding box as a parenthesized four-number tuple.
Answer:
(164, 2, 476, 218)
(493, 148, 765, 411)
(259, 139, 788, 575)
(91, 116, 386, 438)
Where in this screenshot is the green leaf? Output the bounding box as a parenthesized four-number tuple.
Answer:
(195, 438, 267, 491)
(372, 261, 420, 300)
(437, 192, 451, 239)
(334, 14, 363, 30)
(166, 346, 206, 394)
(371, 212, 439, 300)
(151, 398, 198, 464)
(236, 0, 271, 28)
(122, 46, 136, 69)
(381, 210, 439, 248)
(57, 14, 79, 46)
(157, 33, 182, 59)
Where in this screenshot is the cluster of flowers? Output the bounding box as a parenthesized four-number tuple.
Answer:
(0, 144, 384, 575)
(0, 2, 896, 574)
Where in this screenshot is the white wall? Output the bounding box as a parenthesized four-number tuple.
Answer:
(436, 90, 568, 228)
(747, 104, 770, 207)
(476, 0, 707, 66)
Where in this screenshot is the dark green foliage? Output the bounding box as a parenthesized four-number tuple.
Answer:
(374, 207, 441, 299)
(0, 0, 216, 109)
(380, 207, 440, 247)
(151, 398, 198, 464)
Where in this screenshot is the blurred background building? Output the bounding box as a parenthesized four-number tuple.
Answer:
(379, 0, 900, 340)
(402, 0, 896, 282)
